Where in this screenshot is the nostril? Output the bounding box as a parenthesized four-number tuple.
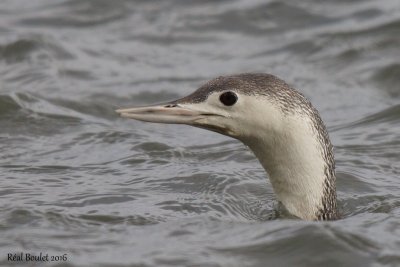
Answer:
(165, 104, 178, 108)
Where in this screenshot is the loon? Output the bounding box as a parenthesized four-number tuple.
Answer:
(116, 73, 338, 221)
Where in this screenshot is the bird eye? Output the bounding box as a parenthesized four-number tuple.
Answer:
(219, 91, 238, 106)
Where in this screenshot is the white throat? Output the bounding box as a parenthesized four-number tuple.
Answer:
(236, 97, 330, 220)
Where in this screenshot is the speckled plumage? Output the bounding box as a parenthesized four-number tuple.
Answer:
(177, 73, 338, 220)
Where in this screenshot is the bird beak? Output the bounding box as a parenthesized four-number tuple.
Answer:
(116, 102, 216, 125)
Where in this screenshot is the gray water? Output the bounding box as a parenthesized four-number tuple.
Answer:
(1, 0, 400, 266)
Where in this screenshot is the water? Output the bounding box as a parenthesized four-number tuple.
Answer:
(1, 0, 399, 266)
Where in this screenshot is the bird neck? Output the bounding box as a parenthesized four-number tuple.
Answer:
(244, 116, 337, 220)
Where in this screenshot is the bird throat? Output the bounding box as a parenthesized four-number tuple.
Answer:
(244, 116, 337, 220)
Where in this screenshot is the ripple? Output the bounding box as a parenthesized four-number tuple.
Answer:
(210, 221, 381, 267)
(179, 2, 335, 36)
(0, 92, 120, 136)
(53, 194, 137, 208)
(371, 64, 400, 97)
(336, 171, 376, 194)
(1, 209, 42, 228)
(0, 93, 85, 137)
(77, 214, 159, 226)
(321, 16, 400, 38)
(332, 104, 400, 132)
(135, 142, 173, 152)
(130, 33, 216, 45)
(0, 39, 38, 62)
(143, 169, 276, 221)
(0, 36, 74, 64)
(340, 194, 400, 218)
(18, 0, 131, 28)
(0, 94, 20, 115)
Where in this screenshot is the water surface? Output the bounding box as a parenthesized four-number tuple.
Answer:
(1, 0, 399, 266)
